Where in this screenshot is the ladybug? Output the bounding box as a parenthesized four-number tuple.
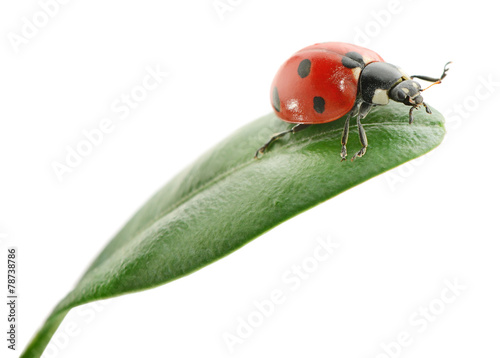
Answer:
(255, 42, 450, 161)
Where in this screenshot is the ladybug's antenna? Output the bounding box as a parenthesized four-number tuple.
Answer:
(421, 80, 442, 92)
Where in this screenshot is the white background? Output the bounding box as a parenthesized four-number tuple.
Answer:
(1, 0, 499, 357)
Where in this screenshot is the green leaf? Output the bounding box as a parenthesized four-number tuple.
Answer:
(22, 102, 445, 357)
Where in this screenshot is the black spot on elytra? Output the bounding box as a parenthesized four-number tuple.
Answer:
(313, 96, 325, 113)
(342, 51, 365, 69)
(297, 59, 312, 78)
(272, 86, 280, 112)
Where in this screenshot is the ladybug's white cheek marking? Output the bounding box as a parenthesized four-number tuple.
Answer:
(372, 88, 390, 105)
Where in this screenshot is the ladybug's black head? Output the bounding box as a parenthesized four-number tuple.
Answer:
(389, 80, 423, 106)
(389, 80, 430, 123)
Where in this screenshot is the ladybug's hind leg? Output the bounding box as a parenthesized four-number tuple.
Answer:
(254, 123, 310, 158)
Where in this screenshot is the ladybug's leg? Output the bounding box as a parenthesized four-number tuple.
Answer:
(409, 102, 432, 124)
(422, 102, 432, 114)
(254, 123, 310, 158)
(351, 102, 373, 161)
(411, 61, 452, 82)
(351, 113, 368, 161)
(340, 112, 352, 161)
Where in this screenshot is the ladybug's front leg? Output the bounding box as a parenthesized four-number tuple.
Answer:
(411, 61, 452, 83)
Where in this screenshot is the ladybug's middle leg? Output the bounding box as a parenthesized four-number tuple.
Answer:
(254, 123, 310, 158)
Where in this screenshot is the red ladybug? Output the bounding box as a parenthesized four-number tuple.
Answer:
(255, 42, 450, 161)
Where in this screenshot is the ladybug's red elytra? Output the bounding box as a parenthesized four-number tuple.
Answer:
(255, 42, 451, 161)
